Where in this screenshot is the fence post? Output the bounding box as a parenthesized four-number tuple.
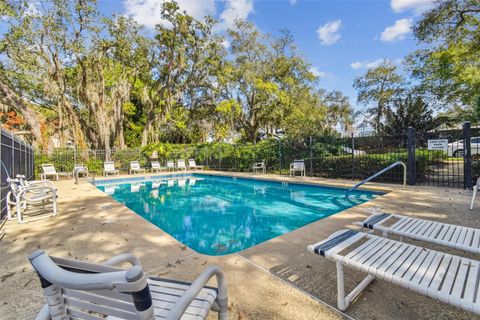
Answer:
(278, 139, 282, 176)
(464, 121, 473, 189)
(351, 133, 355, 180)
(407, 127, 416, 186)
(309, 136, 313, 176)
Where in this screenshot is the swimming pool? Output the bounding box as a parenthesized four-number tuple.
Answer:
(96, 174, 382, 255)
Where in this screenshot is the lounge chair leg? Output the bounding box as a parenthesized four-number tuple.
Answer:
(16, 201, 23, 224)
(470, 186, 477, 210)
(336, 260, 375, 311)
(336, 261, 347, 311)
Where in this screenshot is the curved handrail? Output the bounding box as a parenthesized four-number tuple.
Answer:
(345, 161, 406, 197)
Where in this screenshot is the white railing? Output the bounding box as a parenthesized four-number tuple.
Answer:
(345, 161, 406, 197)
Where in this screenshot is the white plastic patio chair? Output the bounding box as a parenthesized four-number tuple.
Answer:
(129, 161, 146, 175)
(361, 211, 480, 254)
(308, 229, 480, 314)
(470, 177, 480, 210)
(289, 160, 305, 177)
(151, 161, 166, 173)
(41, 164, 72, 180)
(103, 161, 120, 176)
(6, 178, 57, 224)
(252, 161, 266, 174)
(167, 160, 176, 171)
(188, 159, 205, 171)
(177, 159, 187, 171)
(29, 250, 228, 320)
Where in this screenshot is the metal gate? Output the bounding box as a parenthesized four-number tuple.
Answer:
(1, 128, 35, 219)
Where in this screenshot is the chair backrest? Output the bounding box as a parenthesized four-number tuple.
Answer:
(7, 178, 20, 195)
(188, 159, 196, 167)
(178, 178, 186, 187)
(74, 163, 84, 170)
(29, 250, 154, 320)
(130, 161, 141, 170)
(104, 161, 116, 171)
(292, 160, 305, 170)
(151, 161, 160, 168)
(167, 160, 175, 168)
(42, 164, 57, 175)
(177, 159, 186, 168)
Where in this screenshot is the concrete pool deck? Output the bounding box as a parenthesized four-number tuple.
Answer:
(0, 171, 478, 319)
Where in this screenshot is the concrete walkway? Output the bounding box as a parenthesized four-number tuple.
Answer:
(0, 172, 478, 319)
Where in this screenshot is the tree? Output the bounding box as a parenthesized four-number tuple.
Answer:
(381, 94, 437, 137)
(353, 61, 405, 131)
(224, 21, 317, 142)
(407, 0, 480, 115)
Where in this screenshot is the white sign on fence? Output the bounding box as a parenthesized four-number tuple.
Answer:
(428, 139, 448, 151)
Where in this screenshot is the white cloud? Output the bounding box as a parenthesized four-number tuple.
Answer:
(350, 58, 388, 70)
(391, 0, 434, 14)
(221, 39, 231, 49)
(380, 18, 412, 42)
(217, 0, 254, 30)
(309, 67, 328, 78)
(289, 0, 298, 5)
(316, 20, 342, 46)
(123, 0, 216, 28)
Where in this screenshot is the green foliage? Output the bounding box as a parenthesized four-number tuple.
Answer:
(353, 61, 405, 131)
(407, 0, 480, 118)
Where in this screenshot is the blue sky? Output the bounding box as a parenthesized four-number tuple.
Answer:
(99, 0, 434, 110)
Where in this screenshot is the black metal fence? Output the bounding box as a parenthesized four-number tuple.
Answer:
(35, 122, 478, 189)
(1, 128, 35, 219)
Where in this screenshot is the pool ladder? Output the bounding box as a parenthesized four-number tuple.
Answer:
(345, 161, 406, 197)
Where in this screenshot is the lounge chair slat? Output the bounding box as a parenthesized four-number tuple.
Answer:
(383, 246, 417, 283)
(403, 219, 422, 234)
(438, 256, 461, 304)
(429, 255, 453, 299)
(393, 217, 414, 232)
(66, 307, 105, 320)
(451, 260, 470, 303)
(418, 252, 444, 295)
(63, 288, 135, 311)
(343, 236, 380, 261)
(416, 220, 434, 236)
(63, 296, 136, 319)
(462, 261, 479, 311)
(455, 227, 468, 248)
(409, 250, 437, 291)
(391, 247, 424, 286)
(409, 219, 428, 235)
(401, 248, 430, 289)
(364, 241, 398, 274)
(347, 237, 385, 267)
(450, 227, 463, 245)
(463, 228, 475, 248)
(376, 243, 409, 279)
(424, 222, 442, 238)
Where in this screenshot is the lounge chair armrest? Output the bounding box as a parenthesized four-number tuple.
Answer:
(27, 181, 56, 189)
(35, 303, 50, 320)
(103, 253, 142, 268)
(166, 265, 227, 320)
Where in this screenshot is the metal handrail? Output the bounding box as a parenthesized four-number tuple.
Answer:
(345, 161, 406, 197)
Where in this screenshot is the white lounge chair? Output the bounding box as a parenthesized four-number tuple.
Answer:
(177, 159, 187, 171)
(29, 250, 228, 320)
(103, 161, 119, 176)
(6, 178, 57, 223)
(178, 178, 187, 187)
(362, 212, 480, 255)
(151, 161, 166, 173)
(252, 161, 266, 174)
(167, 160, 176, 171)
(308, 229, 480, 314)
(129, 161, 146, 175)
(41, 164, 72, 180)
(471, 177, 480, 210)
(188, 159, 205, 171)
(290, 159, 305, 177)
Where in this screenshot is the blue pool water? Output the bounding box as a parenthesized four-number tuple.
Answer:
(96, 174, 382, 255)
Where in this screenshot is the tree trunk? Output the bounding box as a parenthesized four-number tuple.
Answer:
(0, 80, 43, 145)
